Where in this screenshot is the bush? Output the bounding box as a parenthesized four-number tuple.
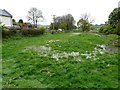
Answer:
(50, 30, 56, 34)
(21, 27, 45, 36)
(2, 29, 17, 38)
(39, 27, 45, 34)
(99, 25, 113, 35)
(21, 29, 38, 36)
(2, 27, 46, 38)
(116, 21, 120, 35)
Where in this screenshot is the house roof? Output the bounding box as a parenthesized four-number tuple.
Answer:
(0, 9, 12, 18)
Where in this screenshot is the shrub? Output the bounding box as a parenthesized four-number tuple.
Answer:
(50, 30, 56, 34)
(39, 27, 45, 34)
(114, 37, 120, 47)
(2, 29, 17, 38)
(21, 29, 38, 36)
(99, 25, 113, 35)
(0, 25, 5, 30)
(116, 21, 120, 35)
(21, 27, 45, 36)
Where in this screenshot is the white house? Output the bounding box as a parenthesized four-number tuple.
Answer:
(0, 9, 13, 27)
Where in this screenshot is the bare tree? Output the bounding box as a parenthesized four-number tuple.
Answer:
(80, 13, 94, 24)
(27, 7, 43, 28)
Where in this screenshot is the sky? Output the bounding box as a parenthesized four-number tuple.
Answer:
(0, 0, 119, 25)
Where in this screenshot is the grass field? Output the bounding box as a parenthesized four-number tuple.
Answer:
(2, 32, 119, 88)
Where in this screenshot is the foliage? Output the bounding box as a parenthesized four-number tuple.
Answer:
(77, 18, 90, 32)
(21, 28, 45, 36)
(18, 19, 24, 28)
(108, 7, 120, 28)
(12, 19, 17, 25)
(39, 27, 45, 34)
(27, 7, 43, 28)
(18, 19, 23, 23)
(0, 22, 16, 38)
(116, 21, 120, 35)
(107, 7, 120, 35)
(2, 29, 17, 38)
(49, 23, 54, 30)
(77, 13, 93, 32)
(50, 14, 75, 31)
(98, 24, 113, 35)
(2, 27, 46, 38)
(2, 32, 118, 88)
(0, 22, 6, 30)
(50, 30, 56, 34)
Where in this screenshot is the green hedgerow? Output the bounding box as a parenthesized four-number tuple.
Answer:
(21, 27, 46, 36)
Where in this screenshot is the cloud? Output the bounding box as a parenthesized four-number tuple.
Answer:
(0, 0, 119, 25)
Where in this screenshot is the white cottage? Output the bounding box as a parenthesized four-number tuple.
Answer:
(0, 9, 13, 27)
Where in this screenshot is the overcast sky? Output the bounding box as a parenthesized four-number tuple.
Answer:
(0, 0, 119, 25)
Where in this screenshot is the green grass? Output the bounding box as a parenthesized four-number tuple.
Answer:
(2, 32, 119, 88)
(0, 39, 2, 89)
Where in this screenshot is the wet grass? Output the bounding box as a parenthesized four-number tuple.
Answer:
(2, 32, 119, 88)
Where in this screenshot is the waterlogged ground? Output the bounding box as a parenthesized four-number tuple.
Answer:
(2, 32, 119, 88)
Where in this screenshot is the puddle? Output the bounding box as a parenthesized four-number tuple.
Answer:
(51, 52, 80, 60)
(23, 46, 80, 61)
(105, 45, 118, 54)
(23, 46, 51, 52)
(81, 44, 107, 60)
(47, 40, 60, 43)
(70, 33, 81, 36)
(72, 33, 81, 35)
(22, 44, 111, 61)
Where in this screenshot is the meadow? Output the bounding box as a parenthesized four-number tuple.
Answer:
(2, 32, 119, 88)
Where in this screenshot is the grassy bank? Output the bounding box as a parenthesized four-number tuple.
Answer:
(2, 32, 119, 88)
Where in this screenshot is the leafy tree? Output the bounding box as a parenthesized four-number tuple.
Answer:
(50, 14, 75, 31)
(50, 23, 54, 30)
(107, 7, 120, 35)
(18, 19, 23, 28)
(77, 13, 93, 32)
(59, 22, 67, 30)
(27, 7, 43, 28)
(108, 7, 120, 28)
(18, 19, 23, 23)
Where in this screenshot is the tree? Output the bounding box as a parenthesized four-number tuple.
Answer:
(62, 14, 75, 30)
(12, 19, 17, 25)
(50, 23, 54, 30)
(108, 7, 120, 28)
(77, 13, 93, 32)
(107, 7, 120, 35)
(18, 19, 23, 23)
(27, 7, 43, 28)
(50, 14, 75, 31)
(18, 19, 23, 28)
(77, 18, 90, 32)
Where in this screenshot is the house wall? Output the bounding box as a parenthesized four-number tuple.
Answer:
(0, 16, 13, 27)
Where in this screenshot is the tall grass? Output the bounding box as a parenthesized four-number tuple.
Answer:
(2, 32, 119, 88)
